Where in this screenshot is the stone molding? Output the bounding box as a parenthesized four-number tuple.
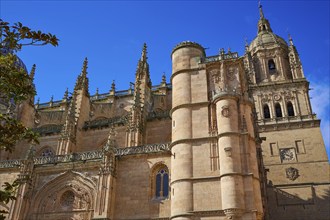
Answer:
(170, 67, 205, 84)
(170, 173, 259, 186)
(170, 136, 217, 149)
(170, 101, 209, 116)
(189, 209, 225, 217)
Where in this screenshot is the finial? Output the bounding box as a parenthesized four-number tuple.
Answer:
(111, 80, 115, 91)
(82, 57, 88, 75)
(29, 64, 36, 80)
(36, 97, 40, 105)
(288, 33, 294, 46)
(258, 0, 264, 19)
(63, 88, 69, 101)
(244, 37, 249, 51)
(49, 95, 54, 107)
(161, 73, 166, 85)
(95, 88, 99, 96)
(141, 43, 147, 61)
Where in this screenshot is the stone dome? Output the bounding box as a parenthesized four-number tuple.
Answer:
(249, 31, 288, 51)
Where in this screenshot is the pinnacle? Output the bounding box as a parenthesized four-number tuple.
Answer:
(29, 64, 36, 80)
(141, 43, 147, 61)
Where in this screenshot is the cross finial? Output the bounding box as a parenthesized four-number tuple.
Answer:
(258, 0, 264, 18)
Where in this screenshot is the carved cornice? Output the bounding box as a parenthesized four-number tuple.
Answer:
(0, 159, 22, 169)
(33, 124, 64, 136)
(83, 115, 129, 130)
(258, 117, 320, 132)
(0, 143, 171, 169)
(147, 109, 170, 121)
(115, 143, 170, 156)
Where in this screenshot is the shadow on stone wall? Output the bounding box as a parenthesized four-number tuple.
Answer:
(266, 180, 330, 220)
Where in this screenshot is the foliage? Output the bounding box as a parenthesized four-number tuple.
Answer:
(0, 19, 58, 218)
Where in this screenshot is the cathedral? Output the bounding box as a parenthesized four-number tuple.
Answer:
(0, 4, 329, 220)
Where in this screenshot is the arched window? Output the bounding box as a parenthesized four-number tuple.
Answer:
(287, 102, 295, 116)
(156, 169, 169, 198)
(151, 164, 169, 200)
(263, 104, 271, 119)
(268, 59, 276, 74)
(39, 147, 54, 157)
(275, 103, 283, 118)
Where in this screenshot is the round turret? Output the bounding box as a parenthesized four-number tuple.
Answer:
(171, 41, 205, 74)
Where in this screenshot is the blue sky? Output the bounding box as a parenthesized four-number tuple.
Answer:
(1, 0, 329, 158)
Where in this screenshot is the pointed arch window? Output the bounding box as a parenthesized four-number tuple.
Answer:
(287, 102, 295, 116)
(275, 103, 283, 118)
(151, 164, 169, 200)
(263, 104, 271, 119)
(268, 59, 276, 74)
(39, 147, 54, 157)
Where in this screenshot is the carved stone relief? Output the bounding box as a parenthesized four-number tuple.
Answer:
(285, 167, 299, 181)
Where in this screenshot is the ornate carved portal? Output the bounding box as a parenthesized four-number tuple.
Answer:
(29, 170, 96, 220)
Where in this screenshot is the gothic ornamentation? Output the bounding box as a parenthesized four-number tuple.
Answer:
(285, 167, 299, 181)
(226, 66, 237, 81)
(221, 105, 230, 117)
(209, 69, 221, 83)
(273, 94, 281, 101)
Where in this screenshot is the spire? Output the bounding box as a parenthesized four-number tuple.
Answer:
(74, 57, 89, 95)
(257, 2, 273, 34)
(82, 57, 88, 77)
(62, 88, 69, 101)
(29, 64, 36, 81)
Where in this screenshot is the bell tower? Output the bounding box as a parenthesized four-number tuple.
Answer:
(245, 3, 329, 219)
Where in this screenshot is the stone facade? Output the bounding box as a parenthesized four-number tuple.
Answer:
(0, 4, 329, 220)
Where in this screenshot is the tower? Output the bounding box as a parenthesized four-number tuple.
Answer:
(245, 4, 329, 219)
(171, 41, 263, 220)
